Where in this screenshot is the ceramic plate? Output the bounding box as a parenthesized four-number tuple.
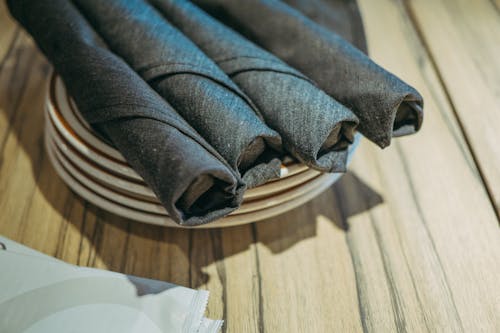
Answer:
(46, 105, 326, 201)
(45, 129, 342, 228)
(48, 134, 332, 216)
(45, 74, 362, 228)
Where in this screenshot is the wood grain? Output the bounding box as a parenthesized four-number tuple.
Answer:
(0, 0, 499, 332)
(405, 0, 500, 216)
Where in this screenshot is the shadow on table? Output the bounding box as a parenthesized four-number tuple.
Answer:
(1, 34, 384, 289)
(44, 171, 382, 289)
(254, 172, 384, 254)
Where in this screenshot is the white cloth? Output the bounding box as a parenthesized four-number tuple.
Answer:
(0, 236, 222, 333)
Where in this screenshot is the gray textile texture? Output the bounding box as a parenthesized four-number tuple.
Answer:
(193, 0, 424, 148)
(7, 0, 246, 226)
(282, 0, 368, 52)
(74, 0, 283, 187)
(150, 0, 359, 172)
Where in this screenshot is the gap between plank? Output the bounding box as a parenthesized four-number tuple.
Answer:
(401, 0, 500, 223)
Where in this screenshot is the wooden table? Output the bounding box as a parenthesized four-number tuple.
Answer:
(1, 0, 499, 331)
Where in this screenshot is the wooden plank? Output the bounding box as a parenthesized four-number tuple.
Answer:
(0, 32, 60, 250)
(245, 0, 500, 329)
(251, 0, 500, 330)
(254, 189, 366, 332)
(208, 226, 261, 332)
(406, 0, 500, 215)
(0, 0, 18, 68)
(353, 0, 500, 331)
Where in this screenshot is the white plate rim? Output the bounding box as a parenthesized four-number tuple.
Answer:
(48, 131, 336, 216)
(45, 130, 342, 228)
(47, 106, 326, 201)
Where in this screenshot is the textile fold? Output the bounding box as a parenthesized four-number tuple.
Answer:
(150, 0, 360, 172)
(193, 0, 424, 148)
(74, 0, 284, 186)
(7, 0, 246, 226)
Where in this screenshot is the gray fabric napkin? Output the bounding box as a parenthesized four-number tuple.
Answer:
(74, 0, 283, 187)
(193, 0, 424, 148)
(7, 0, 246, 226)
(282, 0, 368, 52)
(149, 0, 359, 172)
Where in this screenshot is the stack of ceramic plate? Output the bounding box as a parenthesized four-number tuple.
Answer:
(44, 74, 360, 228)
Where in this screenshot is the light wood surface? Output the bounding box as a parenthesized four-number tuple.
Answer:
(0, 0, 499, 332)
(405, 0, 500, 216)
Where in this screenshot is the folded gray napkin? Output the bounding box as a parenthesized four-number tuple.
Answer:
(74, 0, 283, 187)
(149, 0, 359, 172)
(282, 0, 368, 52)
(7, 0, 246, 226)
(193, 0, 424, 148)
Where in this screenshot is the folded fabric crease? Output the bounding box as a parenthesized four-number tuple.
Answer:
(7, 0, 246, 226)
(74, 0, 284, 185)
(193, 0, 424, 148)
(152, 0, 361, 172)
(7, 0, 425, 226)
